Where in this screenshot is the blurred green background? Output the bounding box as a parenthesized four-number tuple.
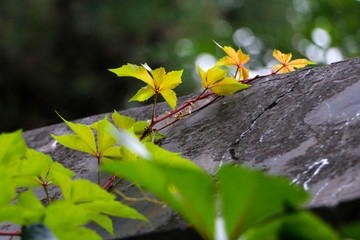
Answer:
(1, 0, 359, 132)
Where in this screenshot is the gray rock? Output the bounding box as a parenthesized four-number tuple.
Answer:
(1, 57, 360, 239)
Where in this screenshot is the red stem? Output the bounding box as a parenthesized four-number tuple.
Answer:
(0, 231, 21, 236)
(103, 70, 278, 189)
(103, 175, 116, 190)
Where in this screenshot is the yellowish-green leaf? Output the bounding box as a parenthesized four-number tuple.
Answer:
(70, 179, 115, 203)
(211, 78, 250, 95)
(112, 111, 135, 130)
(51, 134, 95, 155)
(102, 146, 122, 158)
(55, 114, 97, 155)
(91, 214, 114, 236)
(150, 67, 166, 89)
(129, 85, 155, 102)
(16, 189, 45, 225)
(109, 63, 154, 88)
(160, 70, 183, 90)
(96, 117, 118, 155)
(160, 89, 177, 110)
(0, 130, 26, 166)
(80, 200, 147, 222)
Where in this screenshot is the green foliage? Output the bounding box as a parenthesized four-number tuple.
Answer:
(0, 130, 148, 240)
(103, 148, 339, 240)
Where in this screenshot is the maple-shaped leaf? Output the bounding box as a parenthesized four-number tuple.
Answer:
(197, 66, 249, 96)
(109, 64, 183, 110)
(272, 49, 315, 74)
(214, 42, 250, 80)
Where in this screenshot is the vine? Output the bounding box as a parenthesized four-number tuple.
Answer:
(1, 42, 356, 240)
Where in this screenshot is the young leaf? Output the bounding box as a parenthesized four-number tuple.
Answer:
(272, 49, 315, 74)
(109, 64, 183, 110)
(197, 66, 249, 96)
(214, 43, 250, 79)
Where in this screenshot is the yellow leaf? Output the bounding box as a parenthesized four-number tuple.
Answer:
(160, 70, 183, 90)
(109, 64, 154, 88)
(272, 49, 315, 74)
(110, 63, 183, 109)
(150, 67, 166, 89)
(238, 66, 249, 80)
(197, 66, 249, 95)
(214, 44, 250, 79)
(160, 89, 177, 110)
(129, 85, 155, 102)
(211, 78, 250, 95)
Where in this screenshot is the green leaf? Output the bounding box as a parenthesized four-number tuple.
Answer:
(102, 146, 122, 158)
(91, 214, 114, 236)
(132, 121, 150, 138)
(159, 89, 177, 110)
(9, 148, 52, 188)
(80, 200, 147, 221)
(109, 63, 154, 88)
(103, 160, 216, 240)
(144, 142, 201, 171)
(340, 222, 360, 239)
(105, 124, 151, 160)
(47, 161, 75, 197)
(16, 189, 45, 225)
(112, 111, 135, 130)
(44, 201, 101, 240)
(210, 78, 249, 96)
(0, 171, 16, 206)
(44, 201, 95, 230)
(54, 114, 97, 156)
(0, 205, 18, 224)
(278, 212, 339, 240)
(218, 166, 309, 239)
(0, 130, 26, 166)
(93, 116, 117, 155)
(52, 227, 101, 240)
(69, 179, 115, 203)
(26, 149, 53, 181)
(129, 85, 155, 102)
(51, 134, 95, 155)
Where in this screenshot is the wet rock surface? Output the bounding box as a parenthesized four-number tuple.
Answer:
(1, 57, 360, 239)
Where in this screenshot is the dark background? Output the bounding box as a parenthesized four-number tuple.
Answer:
(1, 0, 359, 132)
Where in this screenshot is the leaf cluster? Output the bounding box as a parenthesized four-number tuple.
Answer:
(0, 130, 147, 240)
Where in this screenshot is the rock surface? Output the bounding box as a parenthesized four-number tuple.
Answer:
(1, 57, 360, 239)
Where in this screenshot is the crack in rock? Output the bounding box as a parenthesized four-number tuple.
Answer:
(227, 82, 299, 161)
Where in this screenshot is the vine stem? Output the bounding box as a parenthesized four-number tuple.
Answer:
(103, 70, 279, 190)
(0, 231, 21, 236)
(97, 156, 101, 186)
(151, 91, 159, 123)
(43, 184, 51, 204)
